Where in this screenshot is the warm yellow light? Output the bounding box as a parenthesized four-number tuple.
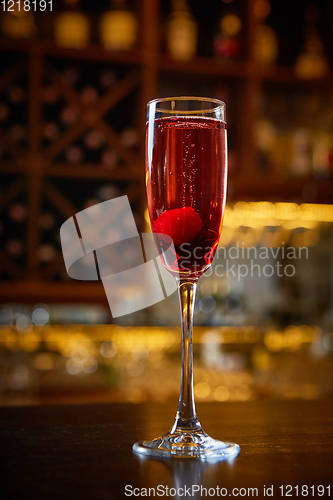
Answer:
(223, 201, 333, 233)
(234, 385, 252, 401)
(55, 12, 89, 48)
(213, 385, 230, 401)
(264, 326, 318, 352)
(100, 10, 137, 51)
(195, 381, 211, 399)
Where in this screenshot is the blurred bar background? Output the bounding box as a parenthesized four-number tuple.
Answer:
(0, 0, 333, 405)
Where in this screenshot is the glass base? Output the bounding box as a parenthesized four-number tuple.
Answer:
(133, 428, 240, 460)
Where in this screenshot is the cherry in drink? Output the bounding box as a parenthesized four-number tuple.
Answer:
(146, 116, 227, 278)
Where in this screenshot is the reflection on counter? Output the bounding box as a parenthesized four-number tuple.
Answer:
(0, 325, 332, 406)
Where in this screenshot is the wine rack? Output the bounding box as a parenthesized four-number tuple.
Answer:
(1, 0, 333, 304)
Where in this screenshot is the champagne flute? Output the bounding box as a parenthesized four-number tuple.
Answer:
(133, 97, 240, 460)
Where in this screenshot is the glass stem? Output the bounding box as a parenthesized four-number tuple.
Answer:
(172, 279, 201, 433)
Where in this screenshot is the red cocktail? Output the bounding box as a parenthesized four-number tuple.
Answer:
(133, 97, 240, 460)
(147, 116, 227, 277)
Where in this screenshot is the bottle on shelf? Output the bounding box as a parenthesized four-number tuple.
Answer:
(253, 118, 277, 173)
(294, 6, 329, 79)
(6, 239, 24, 258)
(0, 4, 37, 39)
(101, 149, 118, 170)
(288, 90, 314, 177)
(54, 0, 90, 49)
(256, 91, 291, 178)
(64, 145, 84, 165)
(100, 0, 137, 51)
(213, 1, 242, 61)
(312, 98, 333, 178)
(165, 0, 198, 61)
(289, 128, 312, 177)
(8, 203, 27, 223)
(253, 0, 278, 67)
(38, 244, 57, 263)
(312, 128, 332, 178)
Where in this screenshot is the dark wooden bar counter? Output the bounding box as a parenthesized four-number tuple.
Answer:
(0, 400, 332, 499)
